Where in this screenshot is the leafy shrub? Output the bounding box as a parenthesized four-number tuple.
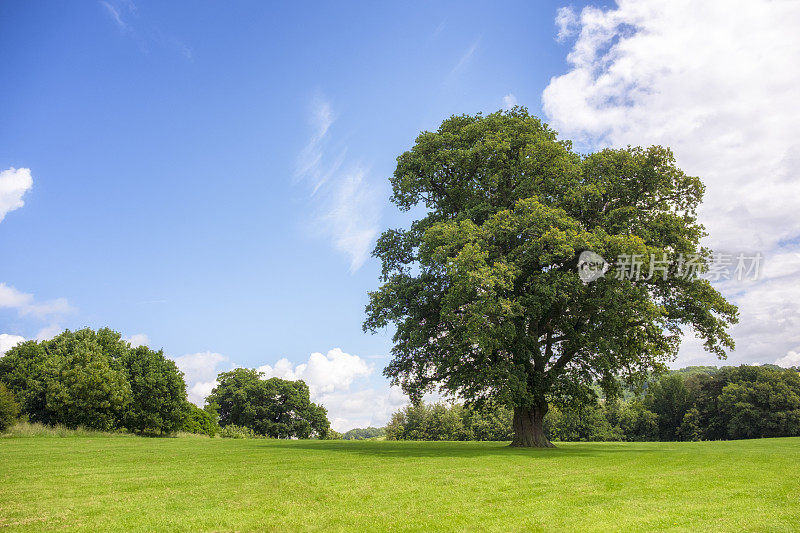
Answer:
(644, 374, 693, 441)
(545, 404, 622, 442)
(219, 424, 257, 439)
(677, 407, 702, 441)
(181, 402, 217, 437)
(386, 402, 512, 441)
(342, 427, 385, 440)
(322, 429, 343, 440)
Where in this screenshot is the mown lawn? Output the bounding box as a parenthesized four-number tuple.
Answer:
(0, 436, 798, 531)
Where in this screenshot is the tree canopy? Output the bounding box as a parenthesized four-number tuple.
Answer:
(121, 346, 187, 434)
(364, 108, 738, 446)
(206, 368, 330, 439)
(0, 328, 186, 434)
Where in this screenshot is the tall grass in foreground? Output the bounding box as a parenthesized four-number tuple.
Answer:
(0, 422, 133, 438)
(1, 422, 216, 439)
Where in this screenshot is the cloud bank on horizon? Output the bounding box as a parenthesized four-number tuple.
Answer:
(174, 347, 406, 432)
(542, 0, 800, 369)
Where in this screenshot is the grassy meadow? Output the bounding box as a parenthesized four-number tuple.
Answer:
(1, 435, 798, 532)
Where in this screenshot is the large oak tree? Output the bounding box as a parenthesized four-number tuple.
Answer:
(364, 109, 737, 447)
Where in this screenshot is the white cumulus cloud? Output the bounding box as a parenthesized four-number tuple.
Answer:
(172, 346, 416, 431)
(776, 350, 800, 369)
(124, 333, 150, 348)
(0, 283, 73, 319)
(258, 347, 372, 395)
(0, 168, 72, 341)
(320, 386, 409, 433)
(257, 348, 420, 431)
(172, 351, 230, 405)
(0, 333, 25, 356)
(0, 167, 32, 223)
(543, 0, 800, 367)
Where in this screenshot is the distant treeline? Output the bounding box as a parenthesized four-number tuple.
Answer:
(385, 365, 800, 442)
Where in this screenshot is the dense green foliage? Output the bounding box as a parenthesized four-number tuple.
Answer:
(386, 403, 512, 441)
(643, 374, 692, 440)
(120, 346, 186, 434)
(0, 383, 20, 431)
(386, 366, 800, 442)
(0, 328, 187, 433)
(219, 424, 257, 439)
(342, 426, 385, 440)
(547, 365, 800, 441)
(181, 402, 218, 437)
(206, 368, 330, 438)
(2, 436, 798, 530)
(545, 401, 658, 442)
(695, 365, 800, 439)
(45, 341, 131, 430)
(364, 108, 737, 446)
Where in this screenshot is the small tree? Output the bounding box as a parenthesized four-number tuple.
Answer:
(677, 407, 702, 441)
(0, 383, 20, 431)
(181, 402, 217, 436)
(365, 109, 737, 446)
(644, 374, 693, 441)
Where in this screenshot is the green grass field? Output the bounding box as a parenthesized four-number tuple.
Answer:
(1, 436, 798, 532)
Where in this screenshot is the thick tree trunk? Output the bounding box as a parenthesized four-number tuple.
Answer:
(510, 404, 555, 448)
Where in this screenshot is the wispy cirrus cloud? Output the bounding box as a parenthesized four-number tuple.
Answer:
(295, 97, 338, 193)
(99, 0, 193, 60)
(449, 38, 481, 77)
(554, 6, 578, 42)
(295, 95, 381, 271)
(100, 1, 131, 30)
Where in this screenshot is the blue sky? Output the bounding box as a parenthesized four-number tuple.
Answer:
(2, 1, 799, 430)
